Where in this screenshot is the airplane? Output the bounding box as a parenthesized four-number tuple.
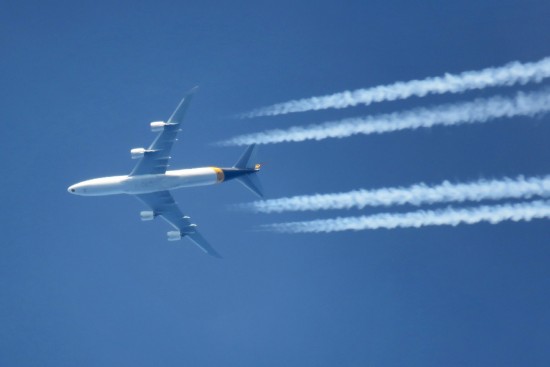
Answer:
(67, 88, 263, 258)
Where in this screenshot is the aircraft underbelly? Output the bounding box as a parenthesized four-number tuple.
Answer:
(123, 168, 219, 194)
(166, 167, 220, 188)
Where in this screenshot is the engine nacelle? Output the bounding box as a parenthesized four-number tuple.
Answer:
(130, 147, 146, 159)
(140, 211, 155, 221)
(167, 231, 182, 241)
(150, 121, 167, 132)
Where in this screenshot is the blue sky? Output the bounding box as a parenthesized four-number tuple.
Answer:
(1, 1, 549, 366)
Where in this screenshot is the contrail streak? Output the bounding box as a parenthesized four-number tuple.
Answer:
(241, 176, 550, 213)
(221, 88, 550, 146)
(263, 200, 550, 233)
(242, 57, 550, 117)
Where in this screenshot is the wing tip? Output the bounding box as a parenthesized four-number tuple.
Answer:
(187, 232, 223, 259)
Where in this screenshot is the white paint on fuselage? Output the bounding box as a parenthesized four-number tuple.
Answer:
(67, 167, 220, 196)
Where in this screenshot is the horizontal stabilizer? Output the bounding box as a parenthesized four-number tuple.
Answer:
(234, 144, 258, 169)
(237, 173, 264, 199)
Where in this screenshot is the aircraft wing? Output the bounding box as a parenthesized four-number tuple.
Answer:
(130, 87, 197, 176)
(135, 190, 222, 258)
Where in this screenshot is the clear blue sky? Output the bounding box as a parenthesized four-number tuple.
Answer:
(1, 1, 549, 366)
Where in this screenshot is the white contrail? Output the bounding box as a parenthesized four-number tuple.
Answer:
(241, 176, 550, 213)
(263, 200, 550, 233)
(242, 56, 550, 117)
(221, 88, 550, 146)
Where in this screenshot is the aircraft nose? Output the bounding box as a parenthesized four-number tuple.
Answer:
(68, 185, 76, 194)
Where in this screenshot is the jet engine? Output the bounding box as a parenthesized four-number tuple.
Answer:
(150, 121, 167, 132)
(167, 231, 182, 241)
(140, 211, 155, 221)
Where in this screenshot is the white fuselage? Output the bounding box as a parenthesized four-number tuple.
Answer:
(67, 167, 225, 196)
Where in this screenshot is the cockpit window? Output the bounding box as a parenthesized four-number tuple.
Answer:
(71, 189, 75, 192)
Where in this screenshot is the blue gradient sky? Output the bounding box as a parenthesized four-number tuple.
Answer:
(1, 1, 549, 366)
